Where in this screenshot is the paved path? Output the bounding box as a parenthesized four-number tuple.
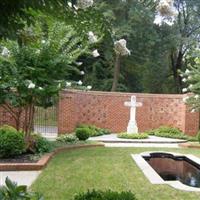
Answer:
(0, 171, 41, 187)
(104, 143, 179, 148)
(89, 134, 186, 144)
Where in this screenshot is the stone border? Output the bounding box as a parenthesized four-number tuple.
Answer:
(0, 144, 104, 171)
(131, 151, 200, 192)
(179, 143, 200, 149)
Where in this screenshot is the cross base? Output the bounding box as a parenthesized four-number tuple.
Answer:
(127, 121, 138, 134)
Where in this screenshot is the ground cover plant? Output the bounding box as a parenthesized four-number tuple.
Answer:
(77, 124, 111, 137)
(31, 147, 200, 200)
(118, 133, 148, 139)
(146, 126, 198, 141)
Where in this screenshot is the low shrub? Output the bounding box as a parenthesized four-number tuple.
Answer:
(57, 134, 78, 144)
(118, 133, 148, 139)
(34, 135, 52, 154)
(27, 134, 52, 154)
(74, 190, 137, 200)
(0, 126, 25, 158)
(0, 177, 43, 200)
(147, 126, 188, 140)
(75, 128, 91, 140)
(77, 124, 111, 137)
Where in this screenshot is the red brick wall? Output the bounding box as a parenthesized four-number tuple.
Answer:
(58, 90, 199, 136)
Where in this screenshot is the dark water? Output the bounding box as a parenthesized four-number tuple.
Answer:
(144, 153, 200, 188)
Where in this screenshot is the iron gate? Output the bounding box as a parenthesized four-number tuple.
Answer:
(34, 105, 58, 138)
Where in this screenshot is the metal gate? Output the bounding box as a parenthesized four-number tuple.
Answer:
(34, 105, 58, 138)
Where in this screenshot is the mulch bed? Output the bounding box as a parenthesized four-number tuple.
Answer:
(0, 143, 104, 171)
(0, 154, 39, 163)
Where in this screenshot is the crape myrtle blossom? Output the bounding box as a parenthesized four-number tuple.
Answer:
(77, 0, 94, 9)
(28, 81, 36, 89)
(182, 78, 187, 83)
(92, 49, 100, 57)
(157, 0, 177, 17)
(88, 31, 98, 43)
(76, 62, 83, 66)
(80, 71, 85, 75)
(182, 96, 189, 103)
(87, 85, 92, 90)
(77, 80, 83, 85)
(1, 47, 10, 57)
(66, 82, 72, 87)
(182, 88, 187, 93)
(154, 0, 177, 26)
(114, 39, 131, 56)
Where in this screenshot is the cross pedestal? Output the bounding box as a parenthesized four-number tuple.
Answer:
(124, 96, 143, 134)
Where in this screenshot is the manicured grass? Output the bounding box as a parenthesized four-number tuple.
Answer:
(31, 147, 200, 200)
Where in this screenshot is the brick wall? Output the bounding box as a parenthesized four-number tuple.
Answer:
(58, 90, 199, 136)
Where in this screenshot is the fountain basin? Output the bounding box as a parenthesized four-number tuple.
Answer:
(132, 151, 200, 191)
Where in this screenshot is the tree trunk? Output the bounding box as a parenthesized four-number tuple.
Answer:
(170, 49, 184, 94)
(111, 54, 121, 91)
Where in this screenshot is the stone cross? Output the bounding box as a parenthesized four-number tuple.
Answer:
(124, 96, 143, 134)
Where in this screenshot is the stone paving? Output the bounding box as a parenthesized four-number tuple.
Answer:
(89, 134, 186, 147)
(0, 171, 41, 187)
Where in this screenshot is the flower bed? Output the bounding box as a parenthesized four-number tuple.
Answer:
(0, 143, 104, 171)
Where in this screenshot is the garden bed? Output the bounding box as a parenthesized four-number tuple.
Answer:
(0, 143, 104, 171)
(0, 154, 38, 163)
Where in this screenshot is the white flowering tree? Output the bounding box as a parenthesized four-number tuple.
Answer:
(111, 39, 130, 91)
(181, 51, 200, 112)
(0, 14, 93, 139)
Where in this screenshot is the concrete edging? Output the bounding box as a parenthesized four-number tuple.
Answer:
(179, 143, 200, 149)
(0, 144, 104, 171)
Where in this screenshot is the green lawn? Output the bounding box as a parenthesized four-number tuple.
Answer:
(31, 147, 200, 200)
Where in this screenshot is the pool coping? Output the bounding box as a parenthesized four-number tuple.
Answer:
(131, 151, 200, 192)
(0, 143, 104, 171)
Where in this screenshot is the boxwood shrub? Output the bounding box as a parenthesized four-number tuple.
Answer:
(0, 126, 25, 158)
(146, 126, 188, 139)
(74, 190, 137, 200)
(77, 124, 111, 137)
(118, 133, 148, 139)
(75, 128, 91, 140)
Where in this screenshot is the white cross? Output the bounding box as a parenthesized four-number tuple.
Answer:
(124, 96, 143, 134)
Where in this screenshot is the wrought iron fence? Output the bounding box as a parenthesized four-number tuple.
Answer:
(34, 105, 58, 137)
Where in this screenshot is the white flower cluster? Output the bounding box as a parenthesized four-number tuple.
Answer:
(114, 39, 131, 56)
(88, 31, 98, 43)
(27, 80, 36, 89)
(92, 49, 100, 57)
(157, 0, 177, 17)
(181, 69, 193, 94)
(1, 47, 10, 58)
(77, 0, 94, 9)
(154, 0, 177, 26)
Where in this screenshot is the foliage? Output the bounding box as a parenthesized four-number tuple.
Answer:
(0, 177, 43, 200)
(75, 128, 91, 140)
(0, 13, 92, 135)
(57, 134, 79, 144)
(0, 126, 25, 158)
(146, 126, 188, 139)
(0, 124, 18, 132)
(181, 51, 200, 111)
(74, 189, 137, 200)
(77, 124, 111, 137)
(198, 131, 200, 144)
(34, 135, 52, 154)
(118, 133, 148, 139)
